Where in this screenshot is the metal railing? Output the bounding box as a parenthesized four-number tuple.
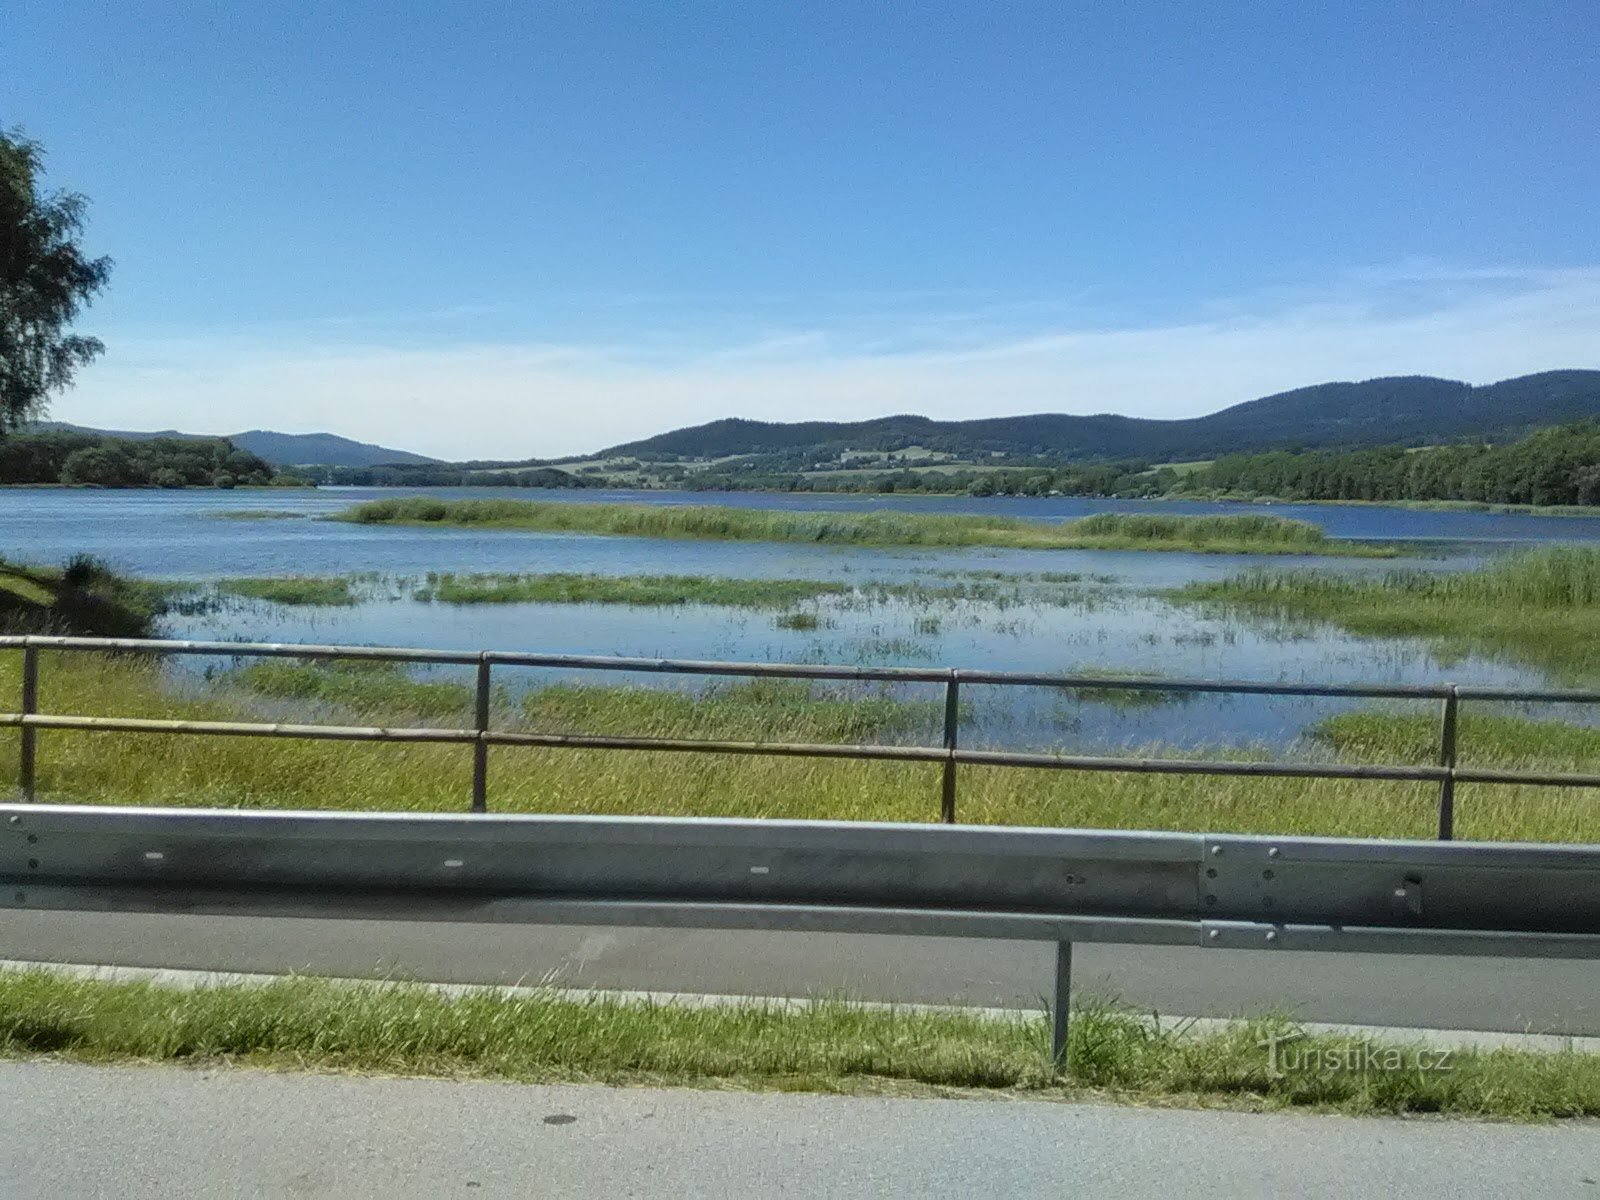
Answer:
(6, 804, 1600, 1066)
(5, 634, 1600, 840)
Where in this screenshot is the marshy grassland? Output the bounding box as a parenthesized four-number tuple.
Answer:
(3, 969, 1598, 1117)
(216, 576, 359, 606)
(6, 651, 1597, 842)
(195, 570, 1104, 620)
(1172, 545, 1600, 681)
(333, 498, 1396, 556)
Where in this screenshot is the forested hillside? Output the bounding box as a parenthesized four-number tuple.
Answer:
(1186, 423, 1600, 507)
(598, 371, 1600, 465)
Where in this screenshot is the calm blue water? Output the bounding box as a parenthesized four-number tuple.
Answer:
(8, 486, 1600, 583)
(4, 486, 1595, 752)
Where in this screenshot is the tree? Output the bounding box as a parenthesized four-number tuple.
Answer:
(1, 128, 113, 432)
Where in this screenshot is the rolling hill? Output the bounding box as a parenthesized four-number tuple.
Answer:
(597, 371, 1600, 464)
(29, 424, 438, 468)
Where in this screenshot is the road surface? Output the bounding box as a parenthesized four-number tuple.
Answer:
(2, 1061, 1596, 1198)
(3, 908, 1594, 1034)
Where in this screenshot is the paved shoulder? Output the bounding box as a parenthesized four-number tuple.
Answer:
(1, 1062, 1596, 1199)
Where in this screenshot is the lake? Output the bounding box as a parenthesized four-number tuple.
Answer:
(6, 486, 1599, 753)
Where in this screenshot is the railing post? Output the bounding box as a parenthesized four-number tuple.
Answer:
(1051, 940, 1072, 1074)
(471, 656, 491, 813)
(1437, 689, 1458, 841)
(940, 672, 959, 824)
(19, 645, 38, 802)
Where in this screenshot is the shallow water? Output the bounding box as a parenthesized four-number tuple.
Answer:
(5, 486, 1596, 752)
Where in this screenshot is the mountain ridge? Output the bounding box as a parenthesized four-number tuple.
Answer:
(594, 370, 1600, 464)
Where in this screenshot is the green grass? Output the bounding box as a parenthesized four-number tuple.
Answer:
(8, 651, 1600, 841)
(1316, 708, 1600, 771)
(216, 576, 358, 606)
(521, 677, 936, 742)
(408, 571, 1075, 609)
(228, 660, 475, 720)
(0, 556, 173, 638)
(1172, 546, 1600, 681)
(2, 971, 1596, 1117)
(415, 572, 853, 607)
(333, 499, 1393, 556)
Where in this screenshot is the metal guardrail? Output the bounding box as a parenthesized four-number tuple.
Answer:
(5, 635, 1600, 840)
(5, 804, 1600, 1065)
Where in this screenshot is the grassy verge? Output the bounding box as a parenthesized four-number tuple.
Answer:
(332, 499, 1394, 556)
(1170, 546, 1600, 681)
(0, 556, 173, 638)
(7, 651, 1599, 841)
(217, 576, 358, 606)
(1, 971, 1595, 1117)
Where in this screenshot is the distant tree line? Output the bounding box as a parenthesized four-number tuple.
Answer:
(296, 462, 595, 488)
(0, 431, 275, 488)
(1184, 423, 1600, 507)
(677, 459, 1168, 497)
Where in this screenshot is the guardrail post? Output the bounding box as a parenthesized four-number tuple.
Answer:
(471, 657, 491, 813)
(18, 645, 38, 802)
(1051, 940, 1072, 1073)
(940, 673, 959, 824)
(1437, 690, 1459, 841)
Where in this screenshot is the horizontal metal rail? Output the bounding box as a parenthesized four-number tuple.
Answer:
(7, 805, 1600, 1065)
(8, 634, 1600, 702)
(7, 637, 1600, 843)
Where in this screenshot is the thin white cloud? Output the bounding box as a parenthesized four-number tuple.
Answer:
(56, 266, 1600, 459)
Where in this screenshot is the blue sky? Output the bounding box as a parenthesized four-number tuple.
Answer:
(6, 1, 1598, 457)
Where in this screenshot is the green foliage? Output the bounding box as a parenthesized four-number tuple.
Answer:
(1186, 422, 1600, 507)
(337, 499, 1389, 555)
(0, 128, 113, 431)
(0, 431, 274, 487)
(0, 556, 169, 637)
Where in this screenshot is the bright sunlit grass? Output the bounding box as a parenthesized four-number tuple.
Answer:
(2, 970, 1597, 1118)
(1173, 546, 1600, 680)
(5, 651, 1596, 842)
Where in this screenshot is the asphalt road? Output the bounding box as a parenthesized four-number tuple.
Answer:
(4, 1061, 1598, 1198)
(2, 908, 1594, 1034)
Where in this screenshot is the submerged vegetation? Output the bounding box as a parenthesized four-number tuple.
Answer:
(216, 576, 358, 606)
(5, 650, 1598, 843)
(1173, 546, 1600, 681)
(335, 499, 1391, 556)
(414, 572, 853, 607)
(410, 571, 1081, 608)
(4, 969, 1599, 1118)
